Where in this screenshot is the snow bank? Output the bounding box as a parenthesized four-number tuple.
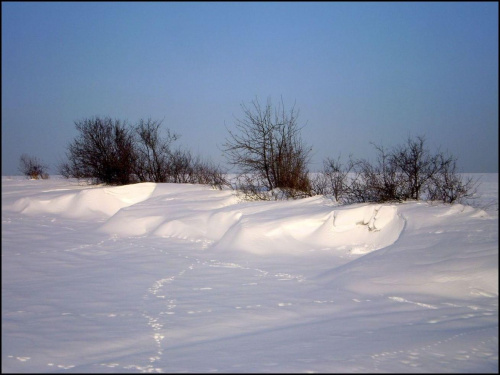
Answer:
(213, 200, 405, 255)
(99, 184, 241, 238)
(7, 182, 157, 220)
(2, 176, 497, 373)
(317, 201, 498, 299)
(7, 182, 405, 256)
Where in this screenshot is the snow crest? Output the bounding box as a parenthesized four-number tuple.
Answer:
(8, 182, 157, 219)
(7, 182, 405, 255)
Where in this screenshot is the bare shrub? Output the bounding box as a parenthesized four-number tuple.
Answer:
(426, 155, 479, 204)
(59, 161, 72, 179)
(318, 135, 479, 205)
(191, 157, 230, 190)
(353, 144, 408, 203)
(391, 135, 443, 200)
(167, 148, 229, 189)
(134, 118, 178, 183)
(19, 154, 49, 179)
(61, 116, 228, 188)
(62, 116, 136, 185)
(222, 97, 312, 200)
(168, 148, 195, 183)
(311, 155, 358, 203)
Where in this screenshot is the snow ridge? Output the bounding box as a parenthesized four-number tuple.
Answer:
(7, 182, 406, 256)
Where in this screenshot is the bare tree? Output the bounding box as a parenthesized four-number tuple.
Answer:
(318, 145, 407, 204)
(61, 116, 136, 185)
(19, 154, 49, 179)
(317, 135, 480, 205)
(60, 116, 229, 188)
(168, 147, 194, 183)
(311, 154, 359, 203)
(167, 148, 229, 189)
(351, 155, 404, 203)
(222, 97, 312, 199)
(427, 154, 479, 204)
(390, 135, 444, 200)
(364, 143, 408, 202)
(191, 157, 229, 190)
(134, 118, 178, 182)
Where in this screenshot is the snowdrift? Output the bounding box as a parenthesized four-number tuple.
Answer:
(212, 200, 405, 255)
(2, 176, 498, 373)
(6, 182, 405, 256)
(317, 201, 497, 299)
(8, 182, 157, 219)
(6, 179, 495, 299)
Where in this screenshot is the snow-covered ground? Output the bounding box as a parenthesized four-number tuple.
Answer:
(2, 174, 498, 373)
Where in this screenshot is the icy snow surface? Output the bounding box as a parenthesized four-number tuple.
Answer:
(2, 174, 498, 373)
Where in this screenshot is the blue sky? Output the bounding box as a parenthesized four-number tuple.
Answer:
(2, 2, 498, 175)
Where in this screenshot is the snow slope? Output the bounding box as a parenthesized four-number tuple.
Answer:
(2, 174, 498, 373)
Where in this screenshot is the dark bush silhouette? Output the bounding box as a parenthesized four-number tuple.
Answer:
(426, 154, 479, 204)
(352, 143, 408, 203)
(315, 135, 479, 205)
(168, 148, 229, 189)
(19, 154, 49, 179)
(391, 135, 443, 200)
(60, 116, 229, 189)
(191, 157, 229, 190)
(58, 114, 477, 203)
(134, 118, 178, 183)
(60, 117, 136, 185)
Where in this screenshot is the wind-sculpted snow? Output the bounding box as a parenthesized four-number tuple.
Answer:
(2, 176, 498, 373)
(317, 201, 497, 299)
(7, 182, 157, 219)
(8, 182, 405, 255)
(213, 200, 405, 255)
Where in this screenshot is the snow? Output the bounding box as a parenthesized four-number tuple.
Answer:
(2, 174, 498, 373)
